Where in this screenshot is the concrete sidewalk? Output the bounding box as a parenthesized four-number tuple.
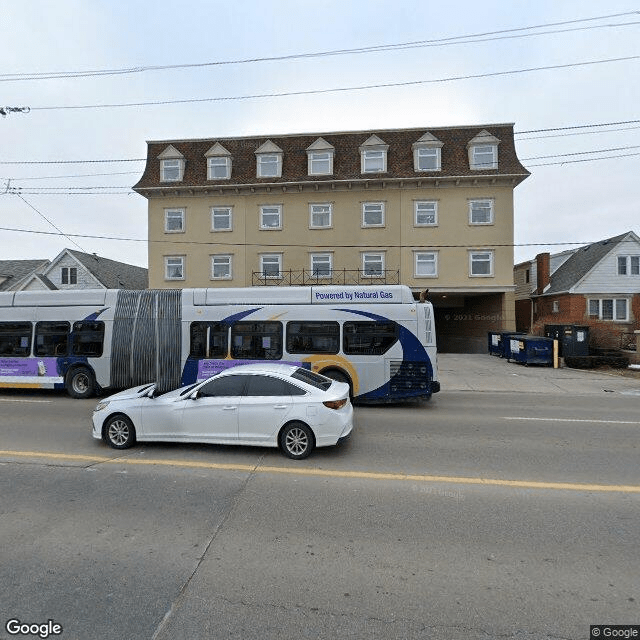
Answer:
(437, 353, 640, 396)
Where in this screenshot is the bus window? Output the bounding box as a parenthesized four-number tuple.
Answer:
(190, 322, 227, 358)
(35, 321, 70, 357)
(343, 321, 398, 356)
(286, 321, 339, 354)
(231, 322, 283, 360)
(0, 322, 32, 357)
(72, 321, 105, 357)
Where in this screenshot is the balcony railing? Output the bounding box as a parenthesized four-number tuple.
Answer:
(251, 269, 400, 286)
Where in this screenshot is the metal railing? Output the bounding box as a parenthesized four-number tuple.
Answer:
(251, 269, 400, 286)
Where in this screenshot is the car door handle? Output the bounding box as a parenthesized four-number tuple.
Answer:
(273, 404, 288, 409)
(223, 406, 237, 411)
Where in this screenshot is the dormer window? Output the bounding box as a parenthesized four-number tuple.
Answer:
(255, 140, 283, 178)
(158, 145, 185, 182)
(412, 132, 443, 172)
(205, 143, 232, 180)
(306, 137, 335, 176)
(467, 130, 500, 170)
(360, 135, 388, 174)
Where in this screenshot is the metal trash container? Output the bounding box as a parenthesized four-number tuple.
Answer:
(544, 324, 589, 357)
(501, 332, 524, 359)
(507, 335, 554, 366)
(488, 331, 503, 356)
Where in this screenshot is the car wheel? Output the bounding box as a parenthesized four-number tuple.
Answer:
(103, 414, 136, 449)
(66, 367, 96, 399)
(279, 422, 315, 460)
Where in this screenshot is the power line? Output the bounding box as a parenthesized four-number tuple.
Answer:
(521, 144, 640, 160)
(514, 118, 640, 134)
(526, 151, 640, 167)
(27, 55, 640, 112)
(2, 12, 638, 82)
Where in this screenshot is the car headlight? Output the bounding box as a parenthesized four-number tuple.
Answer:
(94, 401, 110, 412)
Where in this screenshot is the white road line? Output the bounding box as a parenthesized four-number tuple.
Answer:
(503, 416, 640, 425)
(0, 398, 52, 404)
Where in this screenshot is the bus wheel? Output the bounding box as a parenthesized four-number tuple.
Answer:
(103, 414, 136, 449)
(66, 367, 96, 399)
(279, 422, 315, 460)
(321, 369, 352, 397)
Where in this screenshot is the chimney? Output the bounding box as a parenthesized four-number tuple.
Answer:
(535, 253, 550, 294)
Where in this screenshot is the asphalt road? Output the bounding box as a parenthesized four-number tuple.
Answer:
(0, 385, 638, 640)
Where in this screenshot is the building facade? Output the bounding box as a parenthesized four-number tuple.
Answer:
(134, 124, 529, 352)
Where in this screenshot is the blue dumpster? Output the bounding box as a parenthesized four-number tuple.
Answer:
(488, 331, 503, 356)
(507, 335, 554, 366)
(500, 332, 524, 359)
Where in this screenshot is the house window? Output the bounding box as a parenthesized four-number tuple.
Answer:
(260, 254, 282, 278)
(588, 298, 629, 321)
(469, 200, 494, 225)
(310, 253, 332, 278)
(552, 300, 560, 313)
(257, 154, 281, 178)
(470, 145, 497, 170)
(207, 156, 231, 180)
(164, 208, 185, 233)
(415, 252, 438, 277)
(260, 205, 282, 230)
(362, 150, 386, 173)
(308, 151, 333, 175)
(362, 253, 384, 277)
(61, 267, 77, 285)
(309, 203, 332, 228)
(617, 255, 640, 275)
(469, 251, 494, 277)
(211, 207, 232, 232)
(362, 202, 385, 227)
(415, 201, 438, 226)
(211, 255, 232, 280)
(161, 158, 184, 182)
(164, 256, 184, 280)
(415, 147, 441, 171)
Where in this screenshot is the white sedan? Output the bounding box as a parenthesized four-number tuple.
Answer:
(92, 363, 353, 459)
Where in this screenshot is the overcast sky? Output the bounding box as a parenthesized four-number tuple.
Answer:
(1, 0, 638, 268)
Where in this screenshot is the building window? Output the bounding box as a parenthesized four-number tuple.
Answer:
(588, 298, 629, 321)
(617, 255, 640, 275)
(415, 147, 441, 171)
(61, 267, 77, 285)
(471, 145, 497, 170)
(164, 256, 185, 280)
(362, 202, 385, 227)
(308, 151, 333, 175)
(310, 253, 332, 278)
(362, 253, 384, 277)
(164, 208, 185, 233)
(309, 203, 332, 229)
(260, 254, 282, 278)
(211, 255, 232, 280)
(469, 200, 494, 225)
(257, 154, 281, 178)
(415, 201, 438, 226)
(211, 207, 232, 232)
(207, 156, 231, 180)
(469, 251, 494, 277)
(552, 300, 560, 313)
(260, 205, 282, 230)
(414, 251, 438, 277)
(362, 150, 386, 173)
(161, 158, 184, 182)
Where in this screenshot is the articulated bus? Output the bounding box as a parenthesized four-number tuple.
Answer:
(0, 285, 439, 403)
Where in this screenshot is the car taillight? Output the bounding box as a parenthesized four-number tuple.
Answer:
(323, 398, 347, 410)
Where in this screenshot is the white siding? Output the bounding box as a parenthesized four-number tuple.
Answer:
(47, 255, 103, 290)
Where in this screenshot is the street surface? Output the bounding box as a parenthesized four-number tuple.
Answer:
(1, 359, 639, 640)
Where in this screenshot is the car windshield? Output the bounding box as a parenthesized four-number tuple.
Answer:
(291, 367, 332, 391)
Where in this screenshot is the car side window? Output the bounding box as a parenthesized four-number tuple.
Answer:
(198, 375, 248, 398)
(245, 375, 306, 397)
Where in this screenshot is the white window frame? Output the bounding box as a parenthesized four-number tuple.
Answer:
(211, 254, 232, 280)
(362, 252, 385, 278)
(161, 158, 184, 182)
(414, 251, 438, 278)
(415, 147, 441, 172)
(469, 199, 494, 225)
(308, 151, 333, 176)
(309, 203, 332, 229)
(207, 156, 231, 180)
(617, 255, 640, 276)
(260, 254, 283, 279)
(588, 298, 629, 321)
(164, 208, 185, 233)
(211, 207, 233, 232)
(61, 267, 78, 285)
(470, 145, 498, 170)
(362, 202, 385, 228)
(164, 256, 185, 281)
(260, 204, 282, 230)
(257, 154, 282, 178)
(414, 201, 438, 227)
(469, 250, 494, 277)
(361, 149, 386, 174)
(310, 253, 333, 279)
